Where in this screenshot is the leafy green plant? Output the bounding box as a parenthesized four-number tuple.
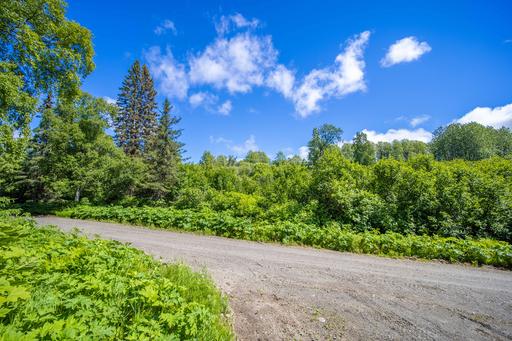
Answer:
(57, 205, 512, 268)
(0, 214, 233, 340)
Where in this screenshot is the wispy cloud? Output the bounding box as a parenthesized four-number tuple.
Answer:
(217, 100, 232, 115)
(381, 36, 431, 67)
(154, 19, 177, 35)
(144, 46, 188, 99)
(410, 114, 430, 127)
(189, 91, 218, 108)
(215, 13, 260, 35)
(209, 136, 233, 144)
(230, 135, 259, 155)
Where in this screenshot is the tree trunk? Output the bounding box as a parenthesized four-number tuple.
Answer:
(75, 188, 81, 202)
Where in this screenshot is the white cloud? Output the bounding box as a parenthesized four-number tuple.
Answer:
(209, 136, 232, 144)
(146, 14, 370, 118)
(292, 31, 370, 117)
(102, 96, 116, 105)
(456, 103, 512, 128)
(154, 19, 177, 35)
(217, 100, 232, 115)
(230, 135, 259, 155)
(189, 32, 277, 93)
(189, 91, 218, 108)
(298, 146, 309, 159)
(215, 13, 260, 35)
(144, 46, 189, 99)
(363, 128, 433, 143)
(410, 114, 430, 127)
(266, 64, 295, 98)
(380, 36, 431, 67)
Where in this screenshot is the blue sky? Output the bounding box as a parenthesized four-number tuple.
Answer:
(67, 0, 512, 161)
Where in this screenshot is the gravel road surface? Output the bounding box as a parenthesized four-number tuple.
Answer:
(35, 216, 512, 340)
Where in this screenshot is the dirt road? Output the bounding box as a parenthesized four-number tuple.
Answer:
(35, 216, 512, 340)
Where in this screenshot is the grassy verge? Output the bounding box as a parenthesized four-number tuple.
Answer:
(0, 212, 233, 340)
(56, 205, 512, 269)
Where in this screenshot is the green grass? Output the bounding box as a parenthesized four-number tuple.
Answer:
(0, 212, 233, 340)
(56, 205, 512, 269)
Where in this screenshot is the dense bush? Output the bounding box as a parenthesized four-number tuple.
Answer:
(166, 151, 512, 242)
(0, 212, 233, 340)
(57, 205, 512, 268)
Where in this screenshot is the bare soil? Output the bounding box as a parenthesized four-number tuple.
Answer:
(35, 216, 512, 340)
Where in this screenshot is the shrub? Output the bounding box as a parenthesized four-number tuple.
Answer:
(57, 205, 512, 268)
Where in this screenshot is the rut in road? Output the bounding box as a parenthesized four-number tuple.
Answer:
(35, 216, 512, 340)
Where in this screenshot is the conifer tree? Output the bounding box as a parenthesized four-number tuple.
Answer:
(145, 98, 183, 199)
(115, 61, 158, 156)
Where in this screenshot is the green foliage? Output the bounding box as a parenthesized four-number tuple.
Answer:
(56, 205, 512, 268)
(22, 93, 139, 203)
(352, 131, 375, 165)
(144, 98, 183, 200)
(1, 0, 95, 200)
(243, 151, 270, 164)
(375, 140, 430, 161)
(0, 0, 94, 120)
(431, 122, 512, 161)
(307, 124, 343, 164)
(0, 214, 233, 340)
(115, 61, 158, 157)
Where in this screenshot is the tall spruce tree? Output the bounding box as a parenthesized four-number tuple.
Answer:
(145, 98, 183, 199)
(115, 61, 158, 156)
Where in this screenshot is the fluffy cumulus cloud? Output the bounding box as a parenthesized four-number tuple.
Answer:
(189, 33, 277, 93)
(144, 46, 188, 99)
(266, 64, 295, 98)
(363, 128, 433, 143)
(292, 31, 370, 117)
(456, 103, 512, 128)
(380, 36, 431, 67)
(154, 19, 177, 35)
(146, 13, 370, 117)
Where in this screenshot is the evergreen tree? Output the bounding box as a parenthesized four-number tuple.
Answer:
(145, 98, 183, 199)
(115, 61, 158, 157)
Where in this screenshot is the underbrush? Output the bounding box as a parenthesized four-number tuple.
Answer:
(57, 205, 512, 268)
(0, 212, 233, 340)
